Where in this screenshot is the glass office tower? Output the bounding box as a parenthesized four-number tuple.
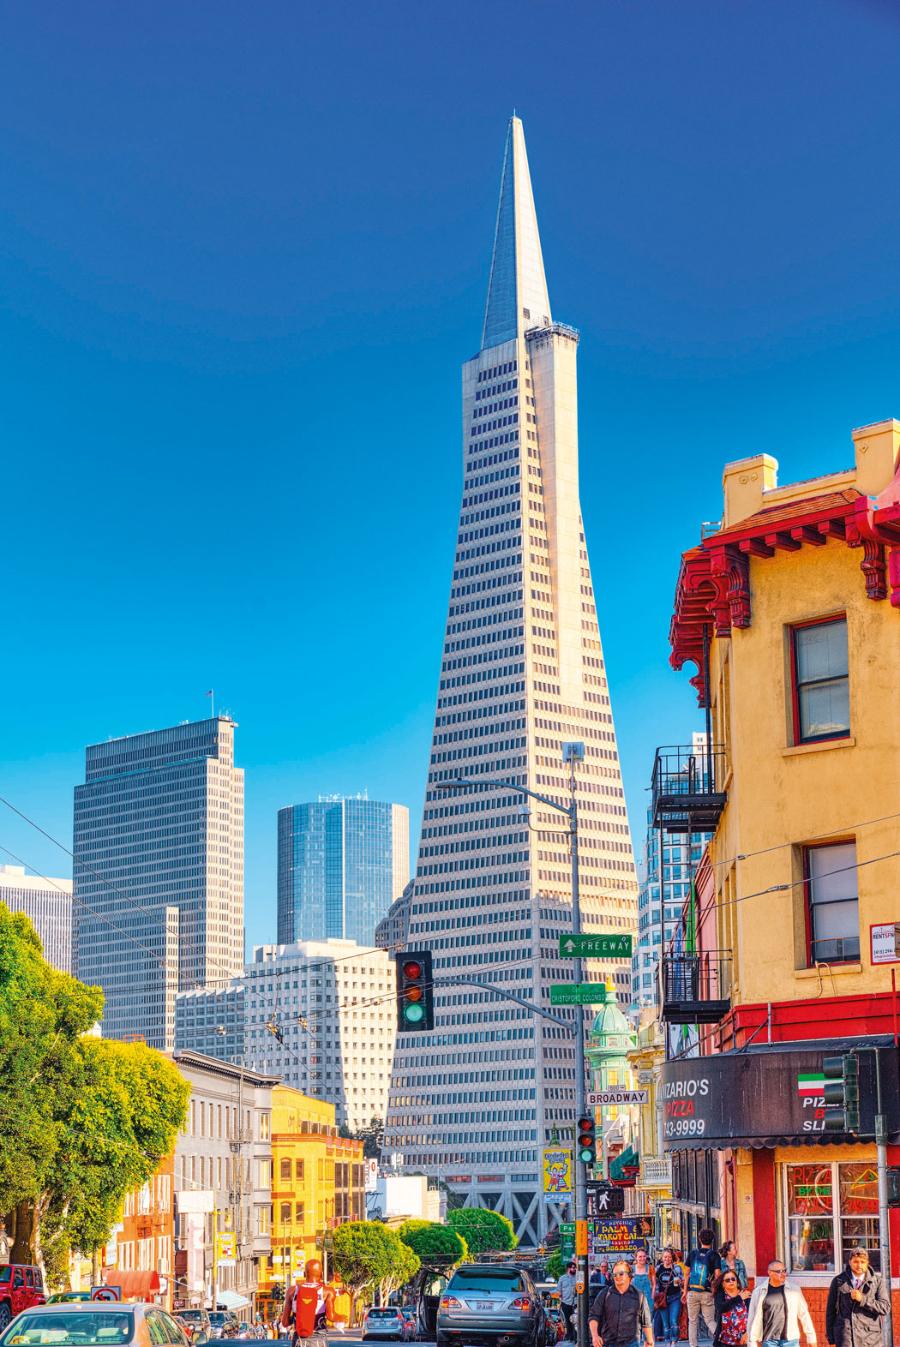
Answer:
(277, 795, 409, 947)
(73, 717, 244, 1049)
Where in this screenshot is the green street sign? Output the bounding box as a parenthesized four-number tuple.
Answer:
(558, 934, 633, 958)
(550, 983, 608, 1006)
(560, 1235, 575, 1260)
(559, 1223, 575, 1235)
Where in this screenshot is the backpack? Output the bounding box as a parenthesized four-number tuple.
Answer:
(688, 1250, 712, 1291)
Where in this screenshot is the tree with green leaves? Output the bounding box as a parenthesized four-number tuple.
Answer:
(447, 1207, 517, 1256)
(398, 1220, 467, 1270)
(0, 903, 189, 1288)
(333, 1221, 420, 1322)
(545, 1251, 566, 1282)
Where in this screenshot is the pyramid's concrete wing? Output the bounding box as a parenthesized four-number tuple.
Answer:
(384, 117, 638, 1244)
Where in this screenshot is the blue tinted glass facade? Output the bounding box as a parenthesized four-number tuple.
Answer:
(277, 797, 405, 946)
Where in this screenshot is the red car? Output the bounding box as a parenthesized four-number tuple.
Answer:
(0, 1264, 47, 1330)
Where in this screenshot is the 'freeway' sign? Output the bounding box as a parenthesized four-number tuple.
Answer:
(587, 1089, 649, 1107)
(550, 983, 607, 1006)
(559, 934, 633, 958)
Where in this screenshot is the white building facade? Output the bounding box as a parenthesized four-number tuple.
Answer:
(383, 116, 638, 1243)
(0, 864, 73, 973)
(175, 940, 396, 1133)
(173, 1051, 275, 1312)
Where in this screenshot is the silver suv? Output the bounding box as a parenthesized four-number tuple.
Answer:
(436, 1264, 544, 1347)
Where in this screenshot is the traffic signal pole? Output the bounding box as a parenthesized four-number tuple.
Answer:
(438, 747, 591, 1346)
(566, 747, 590, 1347)
(873, 1049, 893, 1347)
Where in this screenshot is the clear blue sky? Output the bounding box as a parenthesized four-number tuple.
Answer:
(3, 0, 900, 952)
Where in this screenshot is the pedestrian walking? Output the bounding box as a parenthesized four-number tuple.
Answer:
(714, 1270, 750, 1347)
(825, 1247, 890, 1347)
(557, 1259, 578, 1343)
(589, 1259, 654, 1347)
(686, 1228, 722, 1347)
(654, 1248, 684, 1347)
(747, 1260, 816, 1347)
(719, 1244, 749, 1292)
(633, 1251, 656, 1309)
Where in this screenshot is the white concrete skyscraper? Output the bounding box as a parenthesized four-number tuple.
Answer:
(384, 117, 638, 1242)
(74, 717, 244, 1049)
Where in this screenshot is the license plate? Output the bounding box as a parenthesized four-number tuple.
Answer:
(476, 1302, 495, 1311)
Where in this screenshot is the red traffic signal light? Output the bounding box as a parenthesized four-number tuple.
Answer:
(395, 950, 434, 1032)
(576, 1114, 596, 1165)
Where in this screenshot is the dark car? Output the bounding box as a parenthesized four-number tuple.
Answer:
(436, 1264, 544, 1347)
(0, 1265, 46, 1330)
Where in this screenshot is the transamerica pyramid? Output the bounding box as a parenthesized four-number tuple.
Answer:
(383, 116, 637, 1243)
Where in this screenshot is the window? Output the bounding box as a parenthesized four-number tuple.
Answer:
(791, 618, 850, 743)
(280, 1158, 292, 1181)
(280, 1202, 292, 1224)
(260, 1112, 270, 1141)
(805, 842, 859, 964)
(785, 1161, 880, 1272)
(295, 1202, 305, 1224)
(295, 1159, 305, 1181)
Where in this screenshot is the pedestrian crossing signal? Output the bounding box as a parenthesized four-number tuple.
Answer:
(576, 1114, 596, 1165)
(395, 950, 434, 1032)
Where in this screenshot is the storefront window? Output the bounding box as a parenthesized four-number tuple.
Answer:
(839, 1162, 880, 1263)
(785, 1162, 880, 1273)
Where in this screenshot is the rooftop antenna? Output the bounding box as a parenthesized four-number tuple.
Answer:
(204, 689, 215, 719)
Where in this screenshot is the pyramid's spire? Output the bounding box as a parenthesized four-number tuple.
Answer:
(481, 115, 551, 350)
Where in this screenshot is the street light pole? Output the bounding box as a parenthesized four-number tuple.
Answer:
(440, 741, 590, 1346)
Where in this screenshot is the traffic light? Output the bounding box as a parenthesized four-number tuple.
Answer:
(575, 1114, 596, 1165)
(823, 1053, 860, 1133)
(395, 950, 434, 1032)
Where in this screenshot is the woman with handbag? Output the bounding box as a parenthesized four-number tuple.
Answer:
(654, 1248, 683, 1347)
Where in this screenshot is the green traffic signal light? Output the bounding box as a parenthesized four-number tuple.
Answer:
(395, 949, 434, 1033)
(575, 1114, 596, 1165)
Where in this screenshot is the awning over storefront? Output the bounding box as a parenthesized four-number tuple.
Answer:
(216, 1290, 251, 1311)
(101, 1270, 161, 1301)
(609, 1145, 639, 1180)
(659, 1037, 900, 1151)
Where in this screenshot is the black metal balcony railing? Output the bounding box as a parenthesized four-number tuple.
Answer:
(662, 951, 732, 1025)
(651, 743, 728, 834)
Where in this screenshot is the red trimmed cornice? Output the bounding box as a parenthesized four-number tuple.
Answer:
(670, 466, 900, 702)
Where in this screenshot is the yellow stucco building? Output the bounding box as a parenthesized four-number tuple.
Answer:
(657, 417, 900, 1331)
(258, 1086, 364, 1316)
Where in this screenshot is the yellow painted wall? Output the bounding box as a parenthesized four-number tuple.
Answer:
(261, 1085, 363, 1311)
(706, 428, 900, 1010)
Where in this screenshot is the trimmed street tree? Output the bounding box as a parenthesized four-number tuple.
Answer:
(333, 1221, 420, 1322)
(447, 1207, 517, 1256)
(0, 904, 189, 1284)
(398, 1220, 467, 1270)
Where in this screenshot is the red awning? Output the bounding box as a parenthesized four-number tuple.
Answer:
(100, 1270, 161, 1301)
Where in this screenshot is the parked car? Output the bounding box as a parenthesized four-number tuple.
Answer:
(0, 1303, 189, 1346)
(362, 1307, 413, 1341)
(399, 1309, 418, 1340)
(177, 1310, 211, 1341)
(436, 1263, 545, 1347)
(0, 1265, 47, 1330)
(207, 1312, 239, 1339)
